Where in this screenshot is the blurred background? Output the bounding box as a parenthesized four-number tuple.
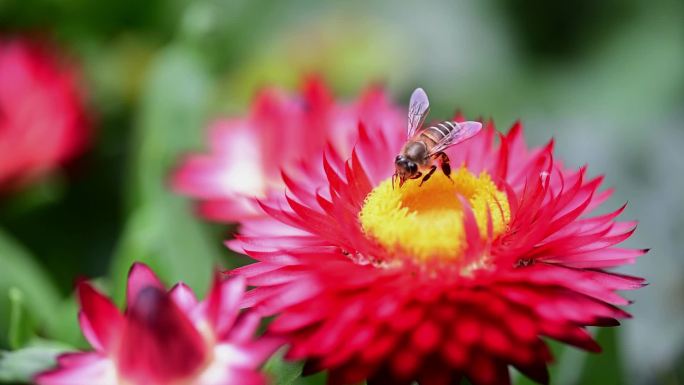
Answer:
(0, 0, 682, 384)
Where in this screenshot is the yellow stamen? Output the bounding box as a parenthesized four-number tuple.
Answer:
(359, 167, 510, 262)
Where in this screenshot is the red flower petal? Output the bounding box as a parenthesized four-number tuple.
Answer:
(117, 286, 207, 384)
(77, 282, 123, 353)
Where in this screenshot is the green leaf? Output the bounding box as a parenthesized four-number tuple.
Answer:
(45, 295, 88, 350)
(110, 197, 221, 303)
(548, 343, 592, 385)
(262, 349, 330, 385)
(0, 176, 67, 217)
(127, 44, 212, 208)
(263, 349, 304, 385)
(7, 288, 34, 350)
(109, 44, 222, 303)
(300, 372, 328, 385)
(0, 341, 71, 383)
(0, 229, 60, 347)
(576, 328, 623, 385)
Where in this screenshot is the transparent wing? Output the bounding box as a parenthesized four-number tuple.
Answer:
(407, 88, 430, 138)
(428, 121, 483, 155)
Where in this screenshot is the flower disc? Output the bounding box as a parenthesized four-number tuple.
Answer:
(360, 167, 510, 262)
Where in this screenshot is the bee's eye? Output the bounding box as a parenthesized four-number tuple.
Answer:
(409, 163, 418, 173)
(395, 155, 403, 163)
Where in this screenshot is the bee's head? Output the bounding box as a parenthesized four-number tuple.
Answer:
(394, 155, 418, 187)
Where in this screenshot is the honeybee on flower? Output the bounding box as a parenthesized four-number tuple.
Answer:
(223, 86, 647, 385)
(394, 88, 482, 188)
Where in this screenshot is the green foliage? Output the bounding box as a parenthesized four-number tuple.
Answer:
(126, 45, 211, 207)
(263, 350, 329, 385)
(7, 288, 33, 350)
(576, 329, 624, 385)
(0, 341, 71, 383)
(264, 349, 305, 385)
(110, 44, 222, 301)
(0, 231, 60, 348)
(110, 197, 221, 302)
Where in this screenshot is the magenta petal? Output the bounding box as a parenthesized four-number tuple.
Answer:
(126, 262, 165, 307)
(56, 352, 103, 366)
(77, 282, 123, 353)
(198, 198, 262, 222)
(78, 312, 104, 352)
(170, 282, 199, 314)
(225, 312, 261, 343)
(198, 368, 267, 385)
(117, 287, 207, 384)
(207, 275, 246, 338)
(35, 353, 117, 385)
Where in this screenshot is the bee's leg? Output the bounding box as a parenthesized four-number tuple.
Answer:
(419, 166, 437, 186)
(435, 152, 453, 182)
(410, 171, 423, 179)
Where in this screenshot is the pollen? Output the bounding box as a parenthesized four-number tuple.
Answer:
(359, 167, 510, 262)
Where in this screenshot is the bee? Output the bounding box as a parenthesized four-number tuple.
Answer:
(393, 88, 482, 188)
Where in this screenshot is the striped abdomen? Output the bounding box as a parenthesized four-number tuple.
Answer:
(419, 120, 457, 145)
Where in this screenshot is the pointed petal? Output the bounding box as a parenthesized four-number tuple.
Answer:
(126, 262, 165, 307)
(206, 275, 246, 338)
(169, 282, 199, 314)
(77, 282, 123, 353)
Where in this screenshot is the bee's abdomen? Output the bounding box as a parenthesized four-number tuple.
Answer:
(420, 120, 456, 144)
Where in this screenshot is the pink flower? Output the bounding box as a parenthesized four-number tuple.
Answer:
(0, 37, 90, 190)
(229, 103, 647, 385)
(172, 78, 403, 222)
(36, 263, 281, 385)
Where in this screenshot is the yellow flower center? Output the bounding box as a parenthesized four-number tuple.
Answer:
(359, 167, 510, 262)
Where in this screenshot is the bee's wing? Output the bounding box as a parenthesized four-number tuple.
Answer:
(428, 121, 483, 155)
(407, 88, 430, 138)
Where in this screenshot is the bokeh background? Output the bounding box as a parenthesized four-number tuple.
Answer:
(0, 0, 683, 384)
